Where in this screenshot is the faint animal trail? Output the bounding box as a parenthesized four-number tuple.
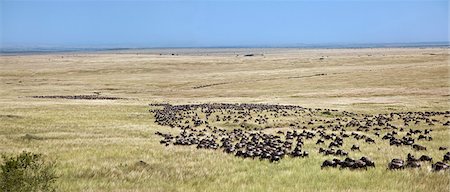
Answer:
(193, 82, 231, 89)
(192, 73, 328, 89)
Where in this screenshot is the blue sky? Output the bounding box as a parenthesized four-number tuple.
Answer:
(1, 0, 448, 48)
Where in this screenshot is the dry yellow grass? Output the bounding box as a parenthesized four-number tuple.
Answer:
(0, 47, 449, 191)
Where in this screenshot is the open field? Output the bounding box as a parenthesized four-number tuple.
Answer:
(0, 47, 449, 191)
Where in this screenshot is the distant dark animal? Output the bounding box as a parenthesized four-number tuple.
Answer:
(328, 141, 340, 148)
(340, 157, 355, 168)
(360, 156, 375, 167)
(406, 161, 421, 168)
(335, 149, 348, 156)
(388, 159, 404, 170)
(353, 160, 367, 169)
(412, 144, 426, 151)
(270, 155, 281, 163)
(351, 145, 360, 151)
(316, 138, 325, 145)
(407, 153, 418, 162)
(432, 162, 449, 171)
(321, 160, 337, 168)
(224, 147, 235, 154)
(365, 137, 375, 144)
(418, 135, 427, 140)
(302, 151, 309, 157)
(444, 152, 450, 162)
(419, 155, 432, 162)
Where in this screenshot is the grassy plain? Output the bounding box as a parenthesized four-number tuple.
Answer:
(0, 47, 449, 191)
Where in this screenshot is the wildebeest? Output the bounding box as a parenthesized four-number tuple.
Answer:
(432, 162, 449, 171)
(360, 156, 375, 167)
(406, 161, 421, 168)
(388, 159, 405, 170)
(412, 144, 427, 151)
(321, 159, 338, 168)
(419, 155, 432, 162)
(351, 145, 360, 151)
(444, 152, 450, 162)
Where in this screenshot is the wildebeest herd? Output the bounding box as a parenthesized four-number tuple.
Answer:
(30, 94, 125, 100)
(150, 103, 450, 171)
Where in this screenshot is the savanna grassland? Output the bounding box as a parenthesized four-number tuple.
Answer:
(0, 47, 449, 191)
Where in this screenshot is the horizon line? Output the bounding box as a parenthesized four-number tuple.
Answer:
(1, 41, 449, 49)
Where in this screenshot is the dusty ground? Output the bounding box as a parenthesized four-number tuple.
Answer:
(0, 47, 449, 191)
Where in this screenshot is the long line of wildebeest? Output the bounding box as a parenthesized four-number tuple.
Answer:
(150, 103, 450, 171)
